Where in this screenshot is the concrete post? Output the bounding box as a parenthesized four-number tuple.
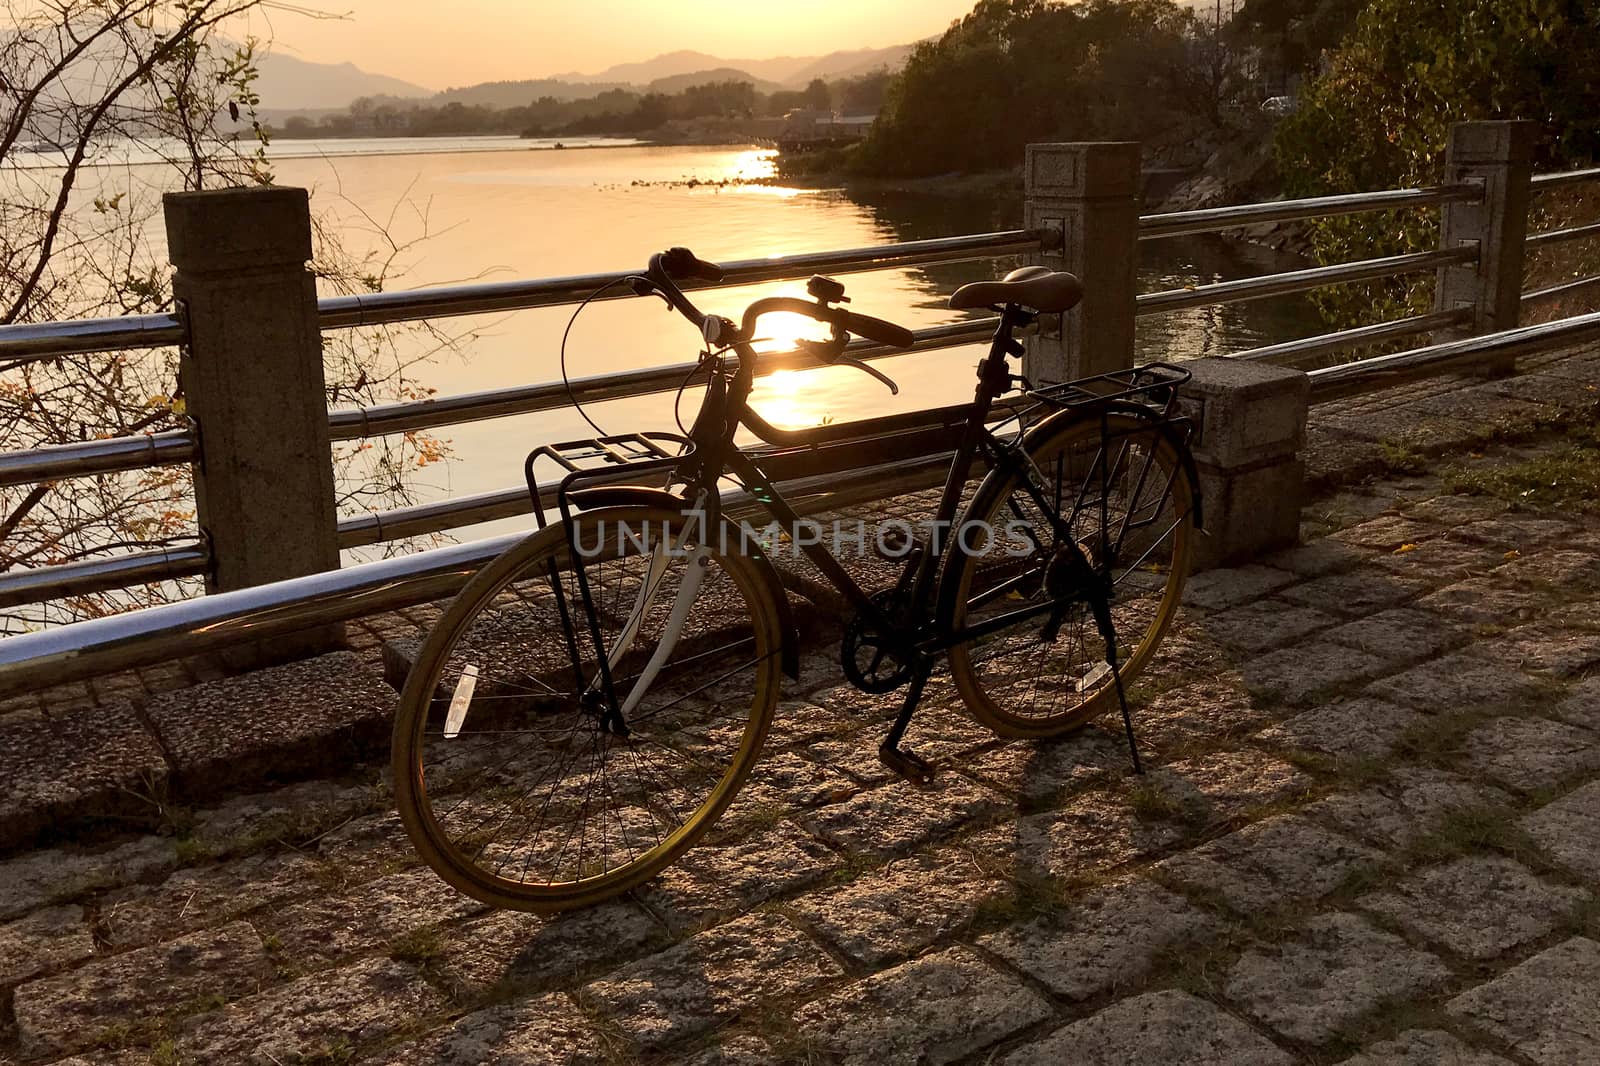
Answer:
(1433, 120, 1536, 372)
(1023, 142, 1141, 385)
(164, 187, 341, 597)
(1180, 358, 1310, 571)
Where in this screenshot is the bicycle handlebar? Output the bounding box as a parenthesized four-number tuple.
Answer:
(645, 247, 915, 355)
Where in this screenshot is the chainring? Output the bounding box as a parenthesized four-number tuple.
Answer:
(841, 588, 917, 694)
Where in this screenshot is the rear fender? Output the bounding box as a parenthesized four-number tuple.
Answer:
(566, 485, 801, 679)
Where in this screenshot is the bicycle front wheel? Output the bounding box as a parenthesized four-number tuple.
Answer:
(392, 505, 783, 912)
(940, 409, 1195, 739)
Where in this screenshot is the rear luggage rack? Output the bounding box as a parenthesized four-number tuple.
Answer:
(1028, 362, 1191, 416)
(525, 432, 694, 530)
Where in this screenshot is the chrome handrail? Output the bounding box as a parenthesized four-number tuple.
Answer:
(0, 544, 208, 611)
(0, 431, 197, 488)
(0, 313, 184, 365)
(1234, 309, 1471, 365)
(1138, 183, 1482, 241)
(1531, 166, 1600, 190)
(1136, 246, 1476, 317)
(1308, 308, 1600, 400)
(317, 231, 1046, 330)
(1526, 221, 1600, 249)
(1522, 275, 1600, 306)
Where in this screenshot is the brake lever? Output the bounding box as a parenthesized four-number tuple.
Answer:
(839, 358, 900, 396)
(629, 275, 673, 311)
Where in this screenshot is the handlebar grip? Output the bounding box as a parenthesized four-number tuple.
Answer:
(842, 310, 916, 349)
(662, 246, 725, 284)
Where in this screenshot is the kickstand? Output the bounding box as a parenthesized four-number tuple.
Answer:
(878, 661, 936, 785)
(1091, 595, 1144, 776)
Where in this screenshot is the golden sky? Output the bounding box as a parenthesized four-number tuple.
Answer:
(253, 1, 976, 90)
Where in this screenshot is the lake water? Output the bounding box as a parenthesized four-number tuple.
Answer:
(18, 136, 1323, 547)
(253, 139, 1322, 541)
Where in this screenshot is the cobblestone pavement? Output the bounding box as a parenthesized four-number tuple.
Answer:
(4, 389, 1600, 1062)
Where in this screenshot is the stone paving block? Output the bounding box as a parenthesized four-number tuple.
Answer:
(1448, 515, 1578, 551)
(310, 807, 413, 879)
(0, 905, 94, 986)
(1304, 768, 1511, 850)
(791, 849, 1005, 967)
(435, 899, 664, 1000)
(1278, 571, 1432, 617)
(1181, 565, 1298, 611)
(1134, 674, 1270, 753)
(375, 993, 608, 1065)
(1473, 625, 1600, 678)
(582, 912, 844, 1051)
(668, 1034, 781, 1065)
(1496, 548, 1600, 591)
(965, 727, 1127, 803)
(1519, 781, 1600, 880)
(188, 778, 381, 856)
(1365, 652, 1544, 713)
(13, 920, 272, 1057)
(143, 650, 397, 797)
(1414, 577, 1544, 625)
(967, 790, 1185, 882)
(1195, 599, 1339, 654)
(98, 850, 326, 949)
(794, 947, 1053, 1066)
(1366, 537, 1508, 583)
(0, 837, 180, 922)
(1459, 715, 1600, 793)
(1156, 815, 1382, 914)
(1446, 937, 1600, 1066)
(979, 876, 1217, 1001)
(1145, 749, 1312, 821)
(260, 864, 485, 964)
(1332, 515, 1444, 552)
(1239, 641, 1391, 707)
(1553, 677, 1600, 733)
(1261, 537, 1372, 578)
(1000, 989, 1293, 1066)
(762, 698, 859, 749)
(1225, 912, 1451, 1045)
(1335, 1029, 1514, 1066)
(1358, 855, 1585, 961)
(713, 751, 858, 838)
(1403, 494, 1512, 525)
(643, 823, 840, 929)
(797, 772, 1008, 857)
(176, 956, 446, 1064)
(1258, 698, 1428, 760)
(1323, 609, 1468, 663)
(0, 699, 169, 850)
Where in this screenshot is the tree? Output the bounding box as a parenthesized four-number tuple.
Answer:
(1, 1, 459, 629)
(802, 77, 831, 112)
(1275, 0, 1600, 326)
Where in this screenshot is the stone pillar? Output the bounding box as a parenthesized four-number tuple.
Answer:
(1433, 120, 1536, 373)
(1023, 142, 1141, 385)
(1181, 358, 1310, 571)
(165, 187, 341, 598)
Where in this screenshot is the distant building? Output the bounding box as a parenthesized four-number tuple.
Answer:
(779, 110, 876, 152)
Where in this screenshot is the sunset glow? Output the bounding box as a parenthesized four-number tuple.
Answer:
(250, 1, 976, 90)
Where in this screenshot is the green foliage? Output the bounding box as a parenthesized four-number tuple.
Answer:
(1275, 0, 1600, 326)
(853, 0, 1219, 177)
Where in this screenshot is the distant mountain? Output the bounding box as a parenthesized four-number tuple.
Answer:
(253, 53, 431, 111)
(434, 79, 632, 108)
(646, 68, 785, 95)
(554, 43, 915, 91)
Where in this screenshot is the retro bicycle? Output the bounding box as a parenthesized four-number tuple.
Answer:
(392, 246, 1201, 911)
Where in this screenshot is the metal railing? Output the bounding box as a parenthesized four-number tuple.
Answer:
(3, 136, 1599, 663)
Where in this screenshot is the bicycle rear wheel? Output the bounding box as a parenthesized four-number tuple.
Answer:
(392, 505, 783, 912)
(940, 409, 1194, 738)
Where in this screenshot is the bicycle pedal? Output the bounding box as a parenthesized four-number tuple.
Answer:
(879, 744, 936, 785)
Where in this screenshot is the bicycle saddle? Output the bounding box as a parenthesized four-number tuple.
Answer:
(949, 266, 1084, 314)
